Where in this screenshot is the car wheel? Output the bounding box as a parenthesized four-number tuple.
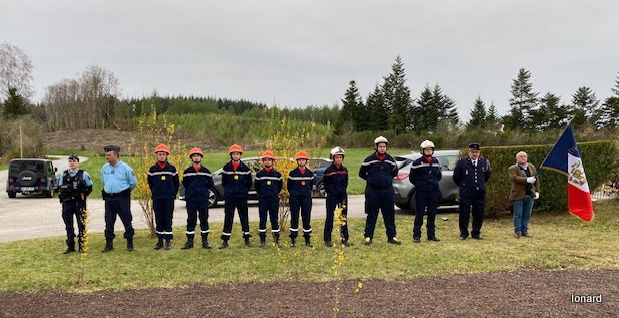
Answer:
(8, 191, 16, 199)
(208, 189, 219, 208)
(408, 192, 417, 214)
(316, 182, 326, 198)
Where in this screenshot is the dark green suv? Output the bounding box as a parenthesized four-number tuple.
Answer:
(6, 158, 58, 198)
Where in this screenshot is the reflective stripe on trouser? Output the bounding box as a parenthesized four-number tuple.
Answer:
(186, 199, 209, 234)
(324, 193, 349, 242)
(258, 197, 279, 240)
(104, 196, 134, 240)
(154, 198, 175, 240)
(363, 187, 396, 240)
(221, 196, 250, 241)
(289, 195, 312, 239)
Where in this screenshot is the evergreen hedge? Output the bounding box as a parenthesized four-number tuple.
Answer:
(479, 140, 619, 216)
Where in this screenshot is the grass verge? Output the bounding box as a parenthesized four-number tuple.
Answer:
(1, 200, 617, 292)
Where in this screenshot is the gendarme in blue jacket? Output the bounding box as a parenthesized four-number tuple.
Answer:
(255, 168, 283, 200)
(287, 167, 314, 197)
(359, 152, 398, 190)
(182, 165, 214, 201)
(409, 156, 442, 192)
(221, 160, 252, 199)
(147, 161, 179, 200)
(323, 164, 348, 197)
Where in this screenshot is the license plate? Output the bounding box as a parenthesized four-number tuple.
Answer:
(21, 187, 35, 191)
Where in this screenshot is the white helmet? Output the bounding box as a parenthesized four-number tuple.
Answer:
(330, 146, 345, 159)
(374, 136, 389, 146)
(420, 140, 435, 154)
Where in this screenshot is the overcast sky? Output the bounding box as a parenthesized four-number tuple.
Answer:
(3, 0, 618, 119)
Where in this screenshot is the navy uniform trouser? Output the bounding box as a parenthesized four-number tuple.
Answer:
(459, 192, 486, 237)
(104, 196, 134, 240)
(364, 187, 397, 240)
(289, 194, 312, 239)
(324, 192, 349, 242)
(62, 200, 86, 245)
(153, 198, 174, 240)
(413, 190, 440, 239)
(258, 196, 280, 240)
(186, 199, 209, 236)
(221, 196, 250, 241)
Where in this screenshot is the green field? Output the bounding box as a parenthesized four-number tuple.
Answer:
(1, 200, 617, 292)
(67, 148, 414, 198)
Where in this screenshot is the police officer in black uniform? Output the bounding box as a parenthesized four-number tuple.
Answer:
(58, 155, 93, 253)
(453, 143, 492, 240)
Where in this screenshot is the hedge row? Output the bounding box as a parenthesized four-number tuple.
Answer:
(480, 140, 619, 216)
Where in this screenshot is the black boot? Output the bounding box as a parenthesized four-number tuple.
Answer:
(127, 238, 134, 251)
(324, 241, 333, 247)
(259, 233, 266, 248)
(219, 240, 229, 249)
(290, 237, 296, 247)
(201, 233, 211, 249)
(244, 236, 252, 247)
(153, 237, 164, 250)
(63, 239, 75, 254)
(304, 236, 313, 248)
(102, 239, 113, 253)
(273, 234, 280, 247)
(182, 234, 194, 250)
(341, 239, 352, 247)
(164, 239, 171, 250)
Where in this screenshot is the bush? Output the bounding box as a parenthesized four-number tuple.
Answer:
(481, 140, 619, 216)
(0, 115, 45, 160)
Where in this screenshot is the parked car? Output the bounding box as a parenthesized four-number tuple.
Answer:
(392, 150, 461, 212)
(6, 158, 58, 198)
(179, 157, 330, 207)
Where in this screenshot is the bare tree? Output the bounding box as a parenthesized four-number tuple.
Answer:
(0, 43, 34, 99)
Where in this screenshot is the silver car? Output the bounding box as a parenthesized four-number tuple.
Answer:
(392, 150, 461, 212)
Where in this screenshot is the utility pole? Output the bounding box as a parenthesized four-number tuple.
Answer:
(19, 125, 23, 158)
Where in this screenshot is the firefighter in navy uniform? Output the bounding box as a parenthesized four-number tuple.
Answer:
(287, 150, 314, 247)
(360, 136, 401, 245)
(219, 144, 253, 249)
(409, 140, 442, 243)
(101, 145, 137, 252)
(323, 146, 351, 247)
(181, 147, 214, 249)
(453, 143, 492, 240)
(254, 150, 283, 247)
(58, 155, 93, 253)
(147, 144, 180, 250)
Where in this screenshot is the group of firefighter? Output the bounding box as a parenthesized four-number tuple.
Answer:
(58, 136, 493, 253)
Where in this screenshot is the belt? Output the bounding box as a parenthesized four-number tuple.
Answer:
(104, 188, 131, 198)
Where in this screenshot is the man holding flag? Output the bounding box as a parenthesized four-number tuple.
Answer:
(541, 126, 594, 222)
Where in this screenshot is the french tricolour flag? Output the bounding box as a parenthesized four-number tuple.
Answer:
(541, 126, 594, 222)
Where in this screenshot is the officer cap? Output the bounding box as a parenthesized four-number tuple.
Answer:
(468, 143, 481, 150)
(103, 145, 121, 152)
(68, 154, 79, 162)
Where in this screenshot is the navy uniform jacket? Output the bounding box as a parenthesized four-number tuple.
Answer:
(409, 156, 442, 192)
(254, 168, 283, 200)
(323, 164, 348, 197)
(452, 157, 491, 197)
(221, 160, 252, 199)
(147, 162, 179, 200)
(287, 167, 314, 197)
(359, 153, 398, 190)
(182, 165, 214, 201)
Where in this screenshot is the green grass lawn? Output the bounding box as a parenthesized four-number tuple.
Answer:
(70, 148, 413, 198)
(1, 200, 617, 292)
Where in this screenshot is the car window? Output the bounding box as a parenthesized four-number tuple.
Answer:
(437, 155, 459, 171)
(9, 160, 44, 175)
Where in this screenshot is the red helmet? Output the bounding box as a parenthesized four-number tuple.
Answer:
(295, 150, 310, 160)
(154, 144, 170, 154)
(228, 144, 243, 154)
(261, 150, 276, 160)
(188, 147, 204, 158)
